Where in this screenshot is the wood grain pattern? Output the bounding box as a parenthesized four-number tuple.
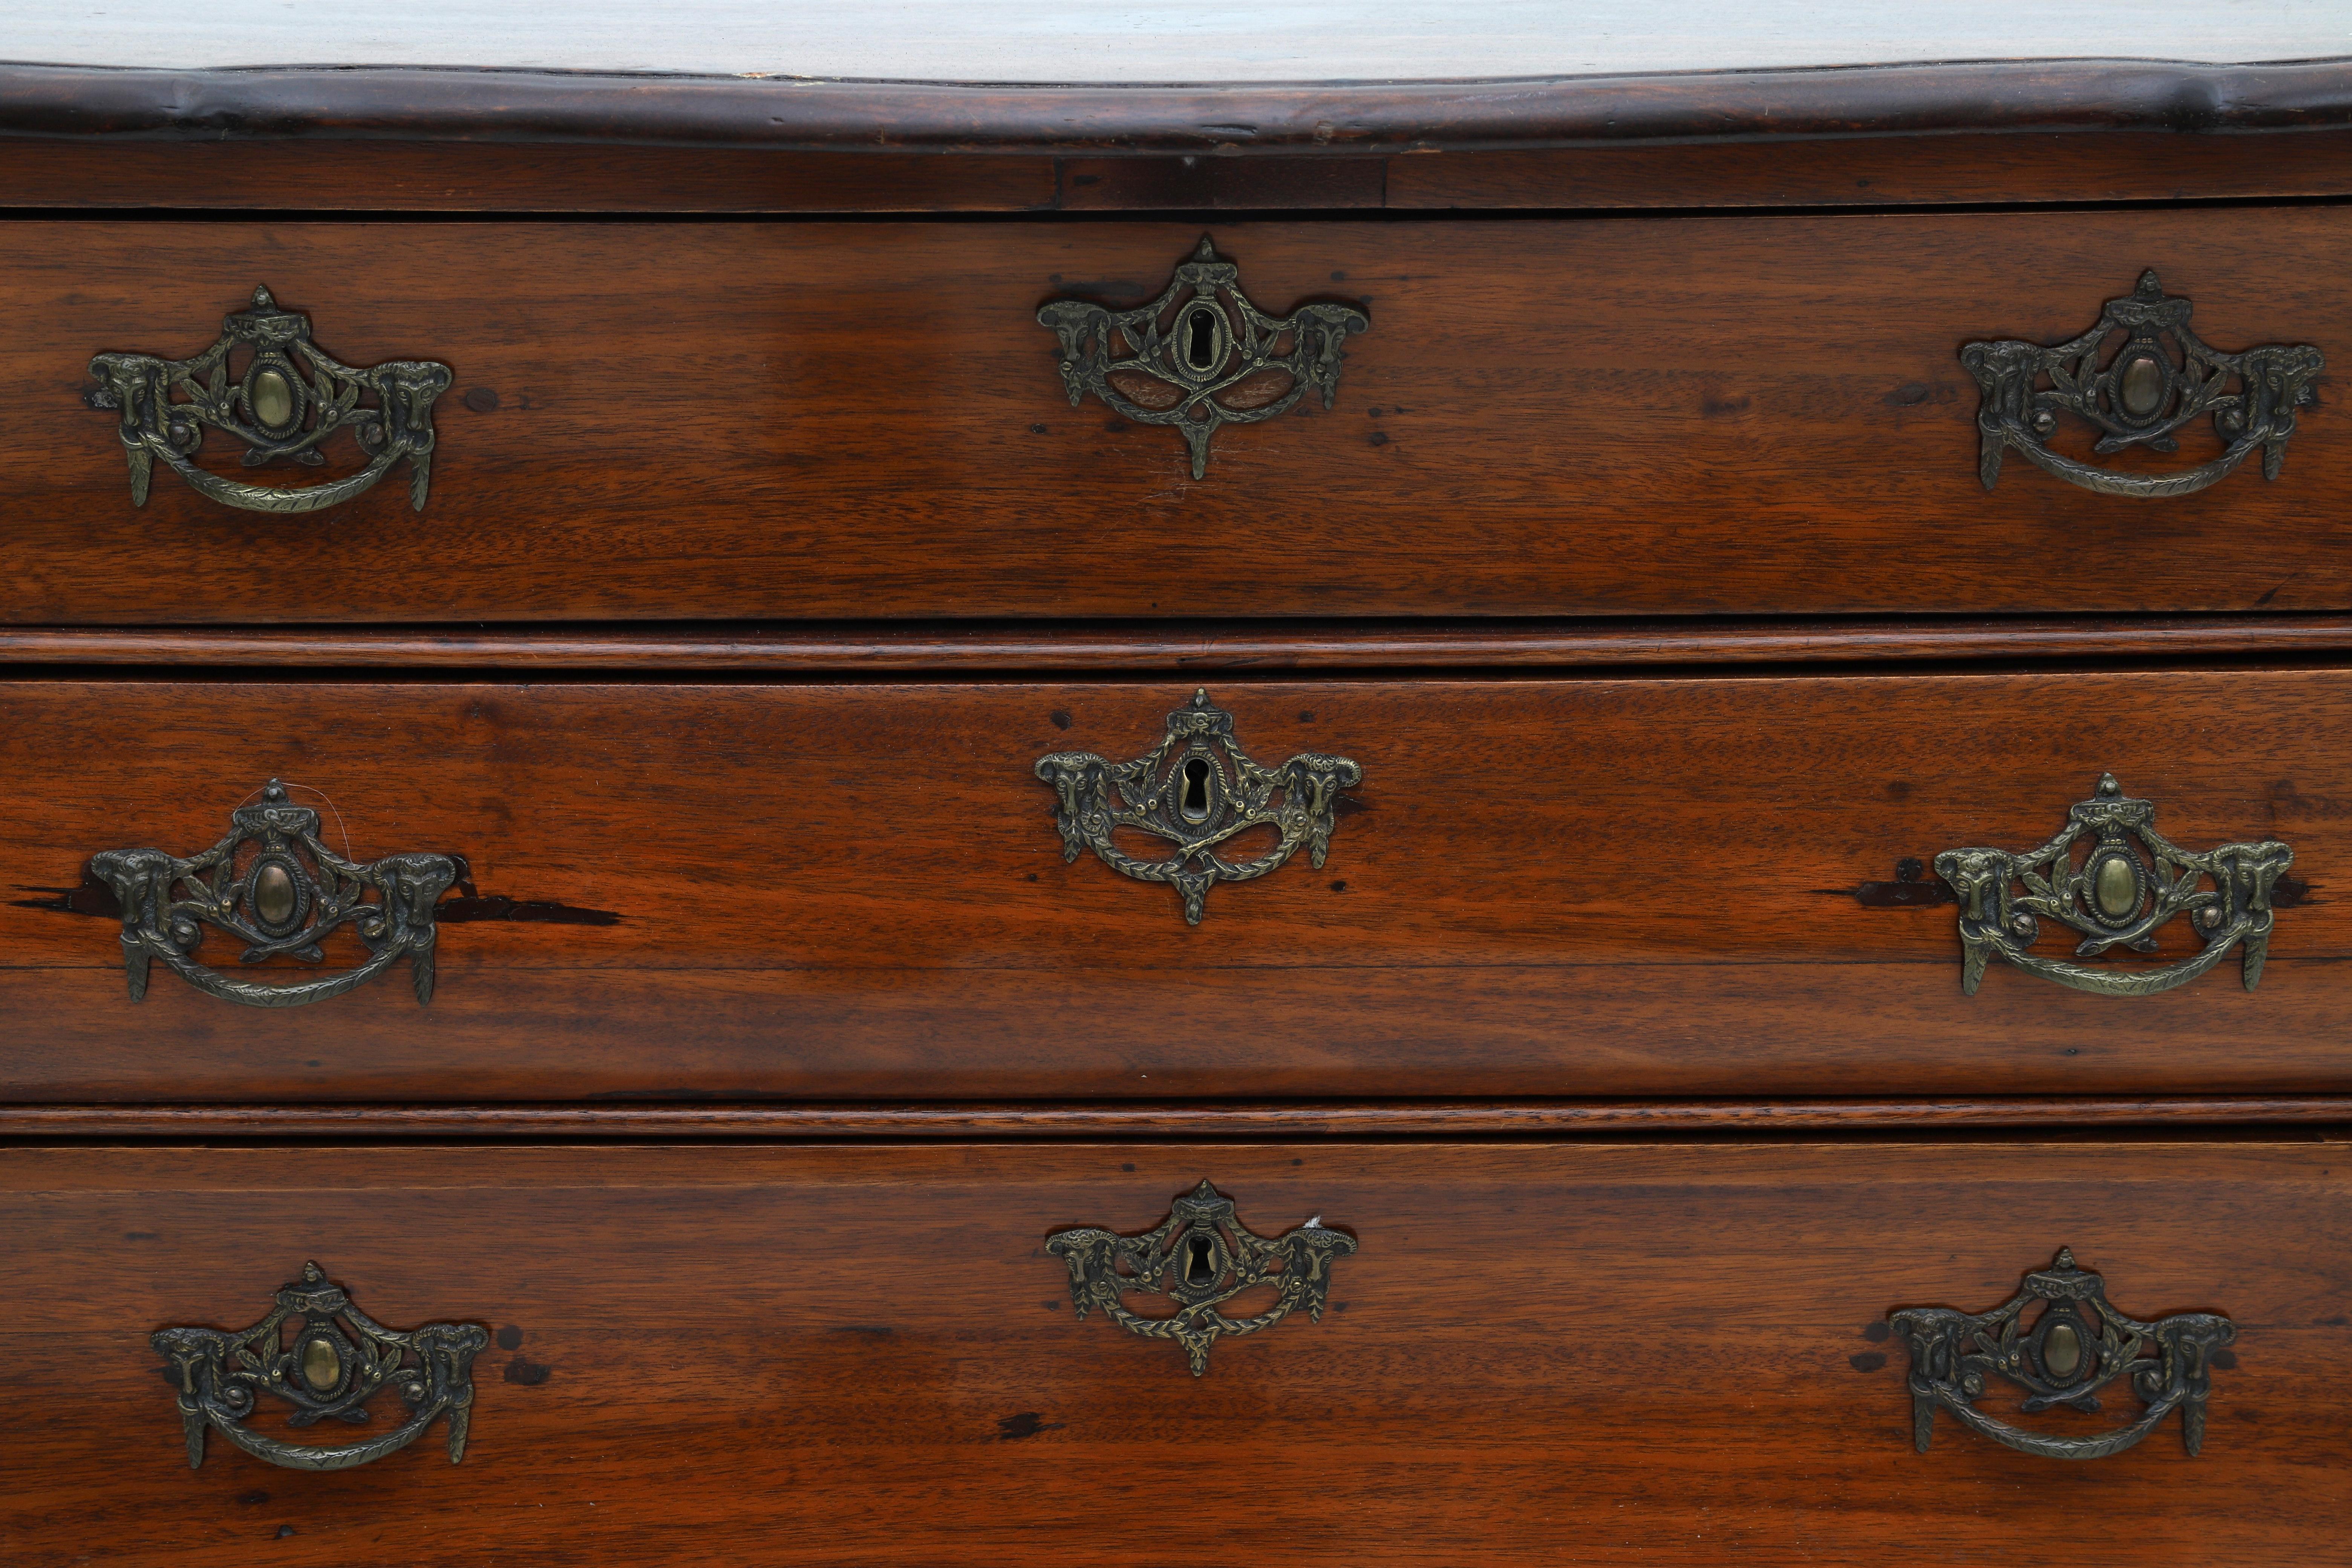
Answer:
(6, 1097, 2351, 1141)
(5, 671, 2350, 1102)
(3, 1140, 2346, 1566)
(0, 141, 1064, 215)
(1377, 128, 2352, 213)
(12, 211, 2352, 624)
(5, 58, 2349, 150)
(15, 130, 2352, 214)
(8, 613, 2352, 670)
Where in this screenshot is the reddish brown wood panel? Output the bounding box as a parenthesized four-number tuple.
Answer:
(3, 672, 2349, 1102)
(1383, 128, 2352, 211)
(0, 140, 1062, 214)
(13, 130, 2352, 214)
(3, 1141, 2345, 1566)
(9, 210, 2352, 624)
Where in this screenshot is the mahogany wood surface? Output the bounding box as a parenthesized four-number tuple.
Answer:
(6, 59, 2348, 152)
(13, 211, 2352, 625)
(6, 1097, 2351, 1141)
(3, 1140, 2345, 1566)
(14, 131, 2352, 214)
(8, 613, 2352, 671)
(1373, 129, 2352, 213)
(5, 671, 2349, 1102)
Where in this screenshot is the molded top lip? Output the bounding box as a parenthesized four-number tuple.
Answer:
(1, 55, 2350, 154)
(3, 0, 2347, 83)
(5, 55, 2350, 84)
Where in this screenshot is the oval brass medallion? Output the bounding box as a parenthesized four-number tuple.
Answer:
(253, 861, 298, 928)
(252, 366, 295, 429)
(300, 1334, 341, 1392)
(2117, 354, 2165, 419)
(2093, 854, 2138, 920)
(2043, 1318, 2084, 1380)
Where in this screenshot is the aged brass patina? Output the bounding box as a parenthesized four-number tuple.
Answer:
(1037, 237, 1369, 478)
(2043, 1318, 2085, 1380)
(1963, 270, 2323, 498)
(1036, 690, 1360, 924)
(89, 779, 457, 1009)
(250, 365, 296, 429)
(1934, 773, 2291, 998)
(154, 1262, 488, 1472)
(1890, 1249, 2234, 1461)
(253, 861, 299, 928)
(87, 285, 451, 514)
(300, 1334, 343, 1392)
(1047, 1180, 1357, 1376)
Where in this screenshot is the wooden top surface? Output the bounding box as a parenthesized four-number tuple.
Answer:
(3, 5, 2349, 158)
(6, 1, 2344, 80)
(4, 11, 2350, 209)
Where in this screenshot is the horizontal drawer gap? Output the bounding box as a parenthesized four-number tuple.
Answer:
(10, 615, 2352, 672)
(9, 1095, 2352, 1141)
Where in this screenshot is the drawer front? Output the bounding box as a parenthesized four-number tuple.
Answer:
(3, 671, 2348, 1101)
(8, 210, 2352, 624)
(3, 1140, 2344, 1564)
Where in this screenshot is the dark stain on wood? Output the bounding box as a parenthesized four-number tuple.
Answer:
(437, 893, 623, 927)
(1844, 862, 2312, 910)
(1842, 858, 1957, 909)
(11, 872, 118, 917)
(14, 864, 621, 926)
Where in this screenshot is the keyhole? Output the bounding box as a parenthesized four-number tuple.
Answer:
(1184, 1235, 1216, 1286)
(1184, 307, 1219, 372)
(1180, 757, 1213, 822)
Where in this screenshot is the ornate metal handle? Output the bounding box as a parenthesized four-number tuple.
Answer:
(1963, 270, 2322, 499)
(1890, 1249, 2233, 1461)
(87, 285, 450, 515)
(1036, 689, 1360, 925)
(1934, 773, 2290, 998)
(155, 1262, 487, 1472)
(1038, 236, 1369, 478)
(90, 779, 456, 1009)
(1048, 1180, 1356, 1376)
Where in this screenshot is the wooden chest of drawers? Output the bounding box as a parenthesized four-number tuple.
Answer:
(3, 9, 2349, 1563)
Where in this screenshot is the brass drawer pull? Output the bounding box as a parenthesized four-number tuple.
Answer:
(1048, 1179, 1356, 1376)
(155, 1262, 487, 1472)
(87, 285, 451, 515)
(1038, 237, 1369, 478)
(1934, 773, 2291, 997)
(1036, 689, 1361, 925)
(1963, 270, 2322, 499)
(1890, 1249, 2233, 1461)
(90, 779, 456, 1009)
